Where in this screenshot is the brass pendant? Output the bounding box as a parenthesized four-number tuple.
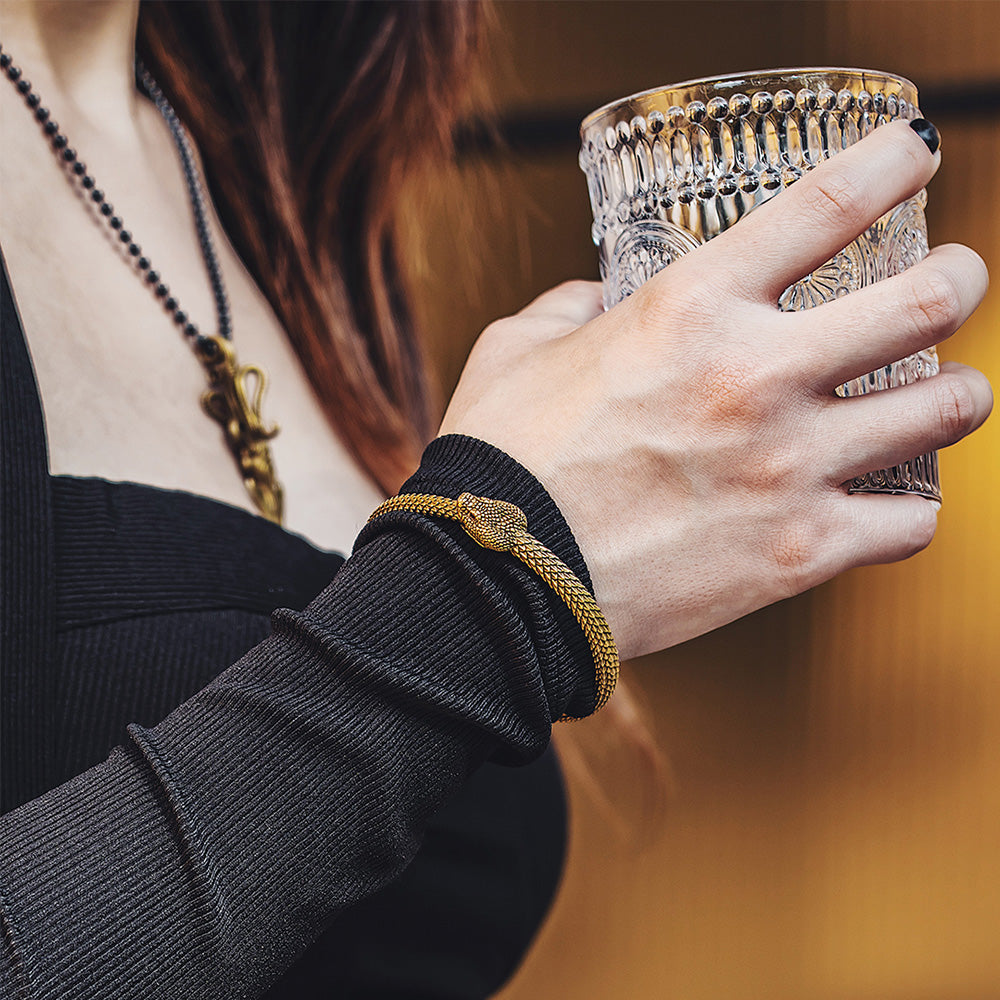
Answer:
(194, 335, 284, 525)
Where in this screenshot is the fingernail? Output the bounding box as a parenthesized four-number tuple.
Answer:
(928, 499, 942, 512)
(909, 118, 941, 154)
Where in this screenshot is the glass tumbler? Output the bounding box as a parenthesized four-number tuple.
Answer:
(578, 68, 940, 500)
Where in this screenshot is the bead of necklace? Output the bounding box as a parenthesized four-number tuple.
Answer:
(0, 44, 285, 525)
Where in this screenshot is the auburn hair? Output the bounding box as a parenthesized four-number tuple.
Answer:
(137, 0, 485, 495)
(138, 0, 668, 821)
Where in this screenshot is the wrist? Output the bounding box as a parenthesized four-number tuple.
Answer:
(356, 434, 602, 719)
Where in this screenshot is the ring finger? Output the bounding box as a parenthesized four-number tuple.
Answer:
(821, 361, 993, 484)
(788, 243, 989, 391)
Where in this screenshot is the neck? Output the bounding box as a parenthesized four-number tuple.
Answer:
(0, 0, 140, 122)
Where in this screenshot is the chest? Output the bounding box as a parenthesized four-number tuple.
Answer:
(1, 93, 385, 552)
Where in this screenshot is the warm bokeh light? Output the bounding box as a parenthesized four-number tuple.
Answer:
(404, 3, 1000, 996)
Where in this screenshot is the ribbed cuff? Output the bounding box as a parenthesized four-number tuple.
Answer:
(355, 433, 598, 720)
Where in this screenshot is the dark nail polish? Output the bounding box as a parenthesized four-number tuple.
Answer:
(909, 118, 940, 154)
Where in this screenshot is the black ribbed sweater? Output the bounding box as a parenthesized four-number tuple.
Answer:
(0, 258, 597, 998)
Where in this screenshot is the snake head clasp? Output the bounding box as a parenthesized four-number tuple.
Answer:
(456, 493, 528, 552)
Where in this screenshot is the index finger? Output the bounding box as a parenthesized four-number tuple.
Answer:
(705, 119, 941, 302)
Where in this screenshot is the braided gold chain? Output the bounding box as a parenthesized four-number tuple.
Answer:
(368, 492, 620, 721)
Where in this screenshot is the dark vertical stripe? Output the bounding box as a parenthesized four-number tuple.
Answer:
(1, 254, 57, 813)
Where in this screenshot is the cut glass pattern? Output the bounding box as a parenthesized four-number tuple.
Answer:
(579, 69, 940, 500)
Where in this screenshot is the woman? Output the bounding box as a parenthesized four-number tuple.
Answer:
(0, 1, 992, 998)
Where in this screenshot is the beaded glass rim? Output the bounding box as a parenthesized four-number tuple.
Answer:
(580, 66, 919, 134)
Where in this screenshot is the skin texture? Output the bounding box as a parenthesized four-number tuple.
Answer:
(441, 120, 992, 661)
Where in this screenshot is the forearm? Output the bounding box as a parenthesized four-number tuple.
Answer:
(1, 435, 596, 1000)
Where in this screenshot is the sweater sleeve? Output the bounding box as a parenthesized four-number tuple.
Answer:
(0, 434, 598, 1000)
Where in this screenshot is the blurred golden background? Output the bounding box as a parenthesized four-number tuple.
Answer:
(404, 2, 1000, 997)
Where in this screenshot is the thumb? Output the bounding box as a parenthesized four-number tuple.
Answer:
(517, 279, 605, 330)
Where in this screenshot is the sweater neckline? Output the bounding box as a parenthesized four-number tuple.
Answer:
(48, 473, 346, 630)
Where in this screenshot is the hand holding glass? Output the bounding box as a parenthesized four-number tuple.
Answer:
(579, 68, 940, 499)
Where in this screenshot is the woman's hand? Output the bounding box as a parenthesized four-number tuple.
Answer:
(439, 120, 992, 661)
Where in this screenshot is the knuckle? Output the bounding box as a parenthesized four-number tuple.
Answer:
(906, 505, 938, 556)
(770, 516, 823, 595)
(694, 355, 770, 426)
(558, 278, 598, 297)
(636, 271, 692, 319)
(520, 280, 600, 321)
(908, 270, 962, 339)
(477, 318, 506, 348)
(736, 440, 799, 495)
(472, 318, 522, 365)
(801, 169, 867, 231)
(545, 279, 596, 309)
(636, 251, 754, 329)
(933, 375, 978, 441)
(890, 501, 938, 560)
(632, 285, 706, 349)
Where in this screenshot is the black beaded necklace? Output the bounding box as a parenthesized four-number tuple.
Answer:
(0, 44, 284, 525)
